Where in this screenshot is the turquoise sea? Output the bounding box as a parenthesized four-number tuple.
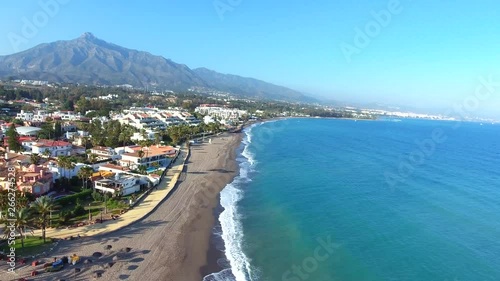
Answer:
(205, 118, 500, 281)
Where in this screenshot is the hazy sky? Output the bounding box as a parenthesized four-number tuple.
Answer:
(1, 0, 499, 115)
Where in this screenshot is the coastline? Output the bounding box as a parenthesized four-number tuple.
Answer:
(0, 133, 243, 281)
(181, 132, 242, 281)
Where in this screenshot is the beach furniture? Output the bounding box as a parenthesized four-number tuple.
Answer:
(70, 254, 80, 265)
(45, 263, 63, 272)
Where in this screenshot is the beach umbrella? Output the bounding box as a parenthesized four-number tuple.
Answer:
(92, 252, 103, 258)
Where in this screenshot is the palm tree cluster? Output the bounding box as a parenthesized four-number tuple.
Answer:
(77, 166, 94, 189)
(56, 155, 75, 180)
(0, 195, 58, 249)
(165, 122, 221, 145)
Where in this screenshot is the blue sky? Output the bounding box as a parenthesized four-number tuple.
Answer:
(1, 0, 499, 116)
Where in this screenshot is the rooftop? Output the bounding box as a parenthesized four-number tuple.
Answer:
(16, 126, 42, 136)
(123, 145, 176, 158)
(33, 139, 72, 147)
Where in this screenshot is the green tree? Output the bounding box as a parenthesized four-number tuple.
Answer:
(6, 123, 22, 152)
(57, 156, 75, 180)
(38, 122, 56, 140)
(1, 208, 31, 249)
(30, 153, 41, 165)
(62, 100, 74, 111)
(30, 196, 58, 243)
(54, 121, 63, 138)
(59, 210, 71, 225)
(42, 149, 52, 159)
(88, 153, 98, 165)
(138, 165, 147, 175)
(92, 191, 103, 202)
(75, 96, 91, 114)
(77, 166, 94, 189)
(167, 126, 182, 145)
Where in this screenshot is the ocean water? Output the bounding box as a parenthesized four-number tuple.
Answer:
(205, 118, 500, 281)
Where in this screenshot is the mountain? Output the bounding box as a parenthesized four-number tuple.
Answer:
(0, 32, 315, 102)
(193, 67, 315, 102)
(0, 32, 207, 90)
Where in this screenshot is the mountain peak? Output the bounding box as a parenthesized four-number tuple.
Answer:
(80, 32, 97, 40)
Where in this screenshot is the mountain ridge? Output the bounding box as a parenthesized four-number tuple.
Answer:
(0, 32, 315, 102)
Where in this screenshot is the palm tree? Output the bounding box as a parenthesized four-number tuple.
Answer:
(57, 156, 69, 179)
(77, 166, 94, 189)
(30, 153, 41, 165)
(30, 196, 57, 243)
(167, 126, 182, 145)
(66, 160, 75, 180)
(57, 156, 75, 180)
(1, 208, 31, 249)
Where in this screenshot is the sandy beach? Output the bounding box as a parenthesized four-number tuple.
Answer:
(1, 133, 242, 281)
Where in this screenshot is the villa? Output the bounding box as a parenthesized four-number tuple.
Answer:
(31, 139, 73, 157)
(0, 163, 53, 196)
(93, 173, 142, 196)
(90, 146, 119, 161)
(119, 145, 177, 170)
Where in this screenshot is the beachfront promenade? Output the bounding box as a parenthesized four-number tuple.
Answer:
(33, 146, 189, 240)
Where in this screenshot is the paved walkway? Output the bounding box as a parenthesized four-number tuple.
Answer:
(33, 147, 189, 239)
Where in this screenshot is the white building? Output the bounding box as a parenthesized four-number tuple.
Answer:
(16, 126, 42, 136)
(116, 113, 163, 130)
(90, 146, 120, 161)
(16, 110, 34, 121)
(94, 173, 141, 196)
(195, 105, 247, 122)
(130, 130, 158, 142)
(31, 140, 73, 157)
(52, 111, 83, 121)
(119, 145, 177, 170)
(32, 110, 50, 122)
(46, 161, 90, 181)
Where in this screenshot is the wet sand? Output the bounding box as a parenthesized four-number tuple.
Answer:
(0, 133, 241, 281)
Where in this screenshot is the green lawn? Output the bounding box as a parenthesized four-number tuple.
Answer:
(49, 198, 130, 227)
(1, 236, 52, 257)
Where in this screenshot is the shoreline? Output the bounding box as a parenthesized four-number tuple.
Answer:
(200, 200, 226, 278)
(198, 132, 242, 280)
(0, 132, 243, 281)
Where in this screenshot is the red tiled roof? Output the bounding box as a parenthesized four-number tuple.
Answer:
(33, 139, 71, 147)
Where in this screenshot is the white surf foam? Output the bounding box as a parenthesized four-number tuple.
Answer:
(203, 126, 259, 281)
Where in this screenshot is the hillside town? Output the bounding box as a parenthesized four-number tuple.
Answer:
(0, 102, 249, 195)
